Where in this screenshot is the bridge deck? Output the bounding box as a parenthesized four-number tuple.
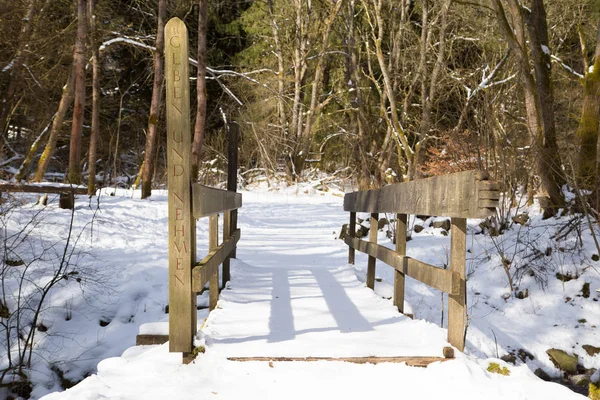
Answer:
(201, 197, 450, 359)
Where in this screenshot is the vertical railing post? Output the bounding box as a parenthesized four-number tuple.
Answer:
(165, 18, 195, 358)
(209, 214, 219, 311)
(222, 122, 239, 285)
(366, 213, 378, 290)
(230, 123, 239, 258)
(222, 211, 231, 288)
(448, 217, 467, 351)
(348, 211, 356, 264)
(393, 213, 407, 313)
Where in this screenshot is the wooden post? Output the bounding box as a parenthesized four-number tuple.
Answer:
(222, 211, 231, 287)
(222, 123, 239, 283)
(209, 214, 219, 311)
(229, 123, 239, 259)
(393, 213, 407, 313)
(366, 213, 378, 290)
(165, 18, 195, 356)
(348, 211, 356, 264)
(448, 217, 467, 351)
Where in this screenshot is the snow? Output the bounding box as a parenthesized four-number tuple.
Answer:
(541, 45, 550, 55)
(1, 182, 596, 399)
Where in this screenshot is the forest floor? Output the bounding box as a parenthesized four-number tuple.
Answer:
(2, 179, 598, 399)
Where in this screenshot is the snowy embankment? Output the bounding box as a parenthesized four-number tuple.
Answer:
(1, 182, 596, 399)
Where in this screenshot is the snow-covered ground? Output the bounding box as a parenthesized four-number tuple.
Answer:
(1, 181, 598, 399)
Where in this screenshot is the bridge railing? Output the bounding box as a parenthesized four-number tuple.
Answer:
(343, 170, 500, 351)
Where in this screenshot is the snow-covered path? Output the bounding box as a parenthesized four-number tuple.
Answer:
(203, 196, 449, 358)
(41, 191, 584, 400)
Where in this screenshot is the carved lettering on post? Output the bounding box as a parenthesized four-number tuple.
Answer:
(166, 17, 195, 355)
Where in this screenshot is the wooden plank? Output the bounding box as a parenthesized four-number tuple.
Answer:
(348, 212, 356, 264)
(448, 218, 467, 351)
(343, 170, 499, 218)
(366, 213, 378, 290)
(209, 214, 219, 311)
(344, 236, 457, 294)
(192, 184, 242, 218)
(227, 356, 453, 367)
(136, 334, 169, 346)
(165, 17, 195, 354)
(192, 229, 241, 292)
(393, 214, 407, 313)
(0, 183, 88, 195)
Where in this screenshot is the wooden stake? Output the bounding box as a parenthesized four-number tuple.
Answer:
(448, 217, 467, 351)
(209, 214, 219, 311)
(229, 123, 239, 259)
(222, 211, 231, 287)
(394, 213, 407, 313)
(348, 211, 356, 264)
(223, 123, 239, 283)
(366, 213, 378, 290)
(165, 17, 195, 354)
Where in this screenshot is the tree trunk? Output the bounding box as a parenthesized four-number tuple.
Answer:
(346, 0, 370, 189)
(297, 0, 344, 173)
(87, 0, 99, 195)
(268, 0, 287, 137)
(67, 0, 87, 185)
(140, 0, 166, 199)
(0, 0, 41, 140)
(491, 0, 564, 214)
(191, 0, 208, 180)
(33, 66, 76, 182)
(577, 20, 600, 191)
(524, 0, 564, 211)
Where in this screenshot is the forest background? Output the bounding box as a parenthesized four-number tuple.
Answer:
(0, 0, 600, 215)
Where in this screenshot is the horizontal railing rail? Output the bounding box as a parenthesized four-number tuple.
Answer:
(344, 170, 499, 218)
(192, 184, 243, 218)
(192, 228, 241, 292)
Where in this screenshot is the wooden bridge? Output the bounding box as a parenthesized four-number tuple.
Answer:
(151, 18, 500, 365)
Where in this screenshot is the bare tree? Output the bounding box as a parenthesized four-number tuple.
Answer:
(67, 0, 88, 185)
(140, 0, 166, 199)
(87, 0, 100, 195)
(192, 0, 208, 179)
(576, 20, 600, 192)
(490, 0, 564, 215)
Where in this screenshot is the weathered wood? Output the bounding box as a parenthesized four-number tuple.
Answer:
(366, 213, 378, 290)
(223, 123, 239, 280)
(229, 124, 239, 259)
(0, 183, 88, 195)
(192, 229, 240, 292)
(222, 211, 231, 287)
(448, 217, 467, 351)
(227, 356, 453, 367)
(393, 214, 407, 313)
(209, 214, 219, 311)
(344, 236, 458, 294)
(192, 184, 242, 218)
(343, 170, 499, 218)
(348, 211, 356, 264)
(165, 17, 195, 354)
(136, 334, 169, 346)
